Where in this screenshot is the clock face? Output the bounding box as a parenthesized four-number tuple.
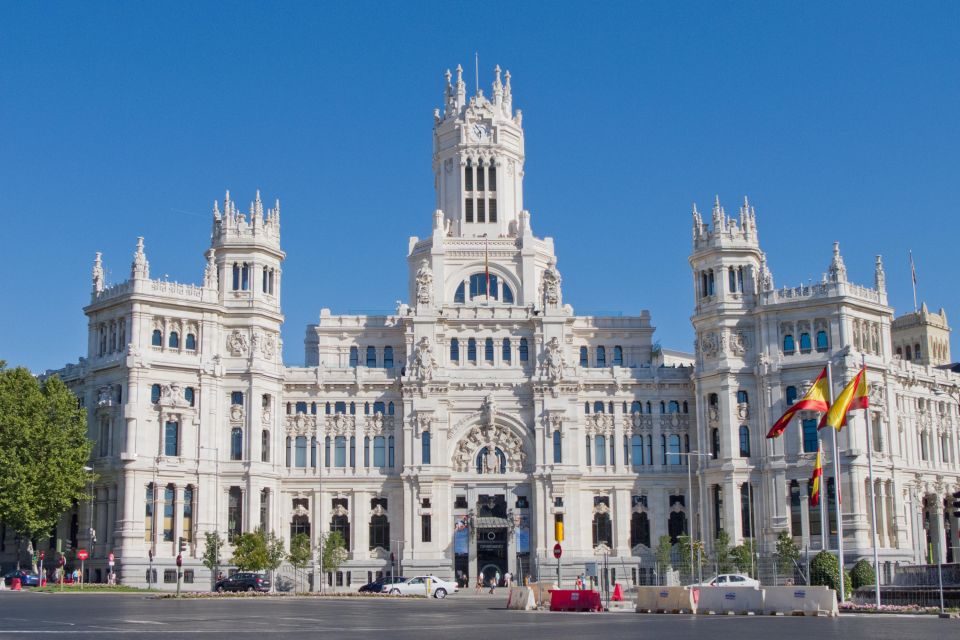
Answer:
(470, 123, 489, 142)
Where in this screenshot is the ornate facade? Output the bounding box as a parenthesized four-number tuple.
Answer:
(6, 65, 958, 589)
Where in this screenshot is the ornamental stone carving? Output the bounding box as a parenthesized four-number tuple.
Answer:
(203, 249, 217, 288)
(541, 257, 562, 308)
(586, 412, 614, 435)
(364, 412, 393, 435)
(452, 422, 525, 473)
(326, 413, 355, 435)
(228, 330, 248, 356)
(481, 445, 500, 474)
(230, 403, 244, 423)
(480, 394, 497, 427)
(628, 413, 653, 432)
(415, 260, 433, 306)
(543, 337, 565, 383)
(412, 337, 437, 382)
(286, 413, 316, 436)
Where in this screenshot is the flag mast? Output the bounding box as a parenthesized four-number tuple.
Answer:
(826, 363, 846, 601)
(862, 353, 881, 607)
(909, 249, 918, 314)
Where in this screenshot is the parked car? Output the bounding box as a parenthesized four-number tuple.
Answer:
(214, 572, 271, 592)
(387, 575, 458, 599)
(359, 576, 407, 593)
(700, 574, 760, 588)
(3, 570, 41, 587)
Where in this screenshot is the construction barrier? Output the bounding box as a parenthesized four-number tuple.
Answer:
(526, 582, 554, 608)
(612, 583, 624, 601)
(11, 578, 22, 591)
(635, 586, 698, 614)
(696, 587, 764, 615)
(505, 586, 537, 610)
(550, 589, 604, 612)
(763, 586, 838, 617)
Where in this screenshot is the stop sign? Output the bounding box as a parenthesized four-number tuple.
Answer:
(553, 543, 562, 559)
(76, 549, 89, 561)
(108, 552, 115, 566)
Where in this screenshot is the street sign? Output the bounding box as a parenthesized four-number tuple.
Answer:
(176, 553, 182, 568)
(108, 552, 115, 567)
(39, 551, 45, 561)
(553, 543, 562, 559)
(76, 549, 89, 561)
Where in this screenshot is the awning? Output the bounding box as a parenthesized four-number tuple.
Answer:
(475, 516, 511, 529)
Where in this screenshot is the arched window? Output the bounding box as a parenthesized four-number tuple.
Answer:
(151, 384, 161, 404)
(144, 483, 155, 542)
(785, 386, 798, 405)
(595, 435, 607, 465)
(373, 401, 385, 414)
(388, 435, 395, 467)
(660, 401, 666, 414)
(799, 333, 812, 352)
(182, 485, 194, 543)
(366, 346, 377, 367)
(231, 427, 243, 460)
(369, 515, 390, 550)
(729, 267, 737, 293)
(241, 263, 250, 290)
(454, 282, 465, 303)
(668, 400, 680, 413)
(168, 331, 179, 349)
(596, 346, 606, 367)
(519, 338, 529, 361)
(232, 263, 240, 290)
(553, 431, 562, 463)
(334, 401, 346, 414)
(905, 345, 912, 360)
(630, 512, 650, 548)
(349, 346, 359, 367)
(311, 402, 317, 415)
(815, 330, 828, 351)
(914, 344, 922, 360)
(711, 428, 719, 459)
(374, 436, 386, 467)
(261, 430, 270, 462)
(231, 391, 244, 406)
(450, 338, 460, 362)
(584, 402, 590, 414)
(295, 401, 307, 414)
(683, 401, 689, 413)
(592, 511, 612, 547)
(383, 346, 394, 368)
(802, 419, 818, 453)
(484, 338, 494, 362)
(631, 401, 642, 414)
(613, 345, 623, 366)
(334, 436, 346, 467)
(185, 333, 197, 350)
(469, 273, 498, 299)
(388, 402, 395, 415)
(502, 338, 511, 362)
(162, 484, 175, 541)
(631, 434, 644, 466)
(738, 425, 750, 457)
(467, 338, 477, 362)
(164, 421, 179, 456)
(668, 510, 687, 543)
(737, 390, 748, 404)
(579, 346, 589, 367)
(475, 447, 506, 473)
(421, 431, 431, 464)
(151, 329, 163, 347)
(293, 435, 306, 468)
(330, 514, 350, 547)
(783, 334, 795, 353)
(594, 401, 605, 414)
(667, 434, 681, 465)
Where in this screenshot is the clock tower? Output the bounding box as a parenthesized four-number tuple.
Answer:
(433, 64, 525, 238)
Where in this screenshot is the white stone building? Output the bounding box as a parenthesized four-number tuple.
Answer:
(4, 65, 958, 589)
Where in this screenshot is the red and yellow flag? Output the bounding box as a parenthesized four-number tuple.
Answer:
(766, 367, 830, 438)
(819, 367, 869, 431)
(809, 445, 823, 507)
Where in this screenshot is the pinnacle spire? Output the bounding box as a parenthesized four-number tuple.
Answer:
(131, 236, 150, 280)
(92, 252, 104, 293)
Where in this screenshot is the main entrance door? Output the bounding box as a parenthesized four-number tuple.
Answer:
(476, 527, 508, 585)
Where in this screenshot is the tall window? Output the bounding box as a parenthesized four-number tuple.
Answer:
(363, 436, 370, 466)
(383, 346, 394, 368)
(151, 329, 163, 347)
(783, 334, 795, 353)
(484, 338, 494, 362)
(349, 346, 359, 367)
(261, 430, 270, 462)
(228, 487, 242, 541)
(667, 434, 681, 465)
(799, 333, 812, 352)
(596, 346, 606, 367)
(631, 434, 644, 466)
(232, 263, 240, 290)
(388, 435, 395, 467)
(502, 338, 511, 363)
(374, 436, 386, 467)
(260, 490, 270, 532)
(630, 512, 650, 548)
(785, 386, 798, 405)
(553, 431, 562, 463)
(168, 331, 179, 349)
(613, 345, 623, 366)
(467, 338, 477, 362)
(231, 391, 244, 406)
(335, 436, 347, 467)
(740, 483, 753, 538)
(738, 425, 750, 457)
(802, 419, 819, 453)
(230, 427, 243, 460)
(790, 480, 803, 536)
(311, 436, 317, 468)
(241, 263, 249, 290)
(737, 390, 749, 404)
(366, 346, 377, 367)
(580, 346, 588, 367)
(350, 436, 356, 467)
(162, 484, 175, 541)
(421, 514, 432, 542)
(816, 330, 828, 351)
(519, 338, 528, 361)
(595, 435, 607, 465)
(295, 435, 307, 468)
(145, 483, 155, 542)
(370, 515, 390, 550)
(182, 486, 194, 542)
(184, 387, 195, 407)
(711, 428, 719, 459)
(422, 431, 431, 464)
(450, 338, 459, 362)
(164, 421, 179, 456)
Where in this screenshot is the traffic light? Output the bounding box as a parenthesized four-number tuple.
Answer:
(555, 516, 564, 542)
(178, 537, 186, 553)
(952, 491, 960, 518)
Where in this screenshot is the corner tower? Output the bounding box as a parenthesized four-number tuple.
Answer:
(433, 65, 525, 238)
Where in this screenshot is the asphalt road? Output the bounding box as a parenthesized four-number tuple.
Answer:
(0, 592, 951, 639)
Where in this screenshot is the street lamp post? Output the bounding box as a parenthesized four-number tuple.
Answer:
(677, 451, 711, 584)
(199, 446, 219, 585)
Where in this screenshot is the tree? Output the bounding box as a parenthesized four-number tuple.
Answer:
(655, 535, 673, 571)
(231, 530, 269, 572)
(0, 365, 92, 568)
(730, 539, 755, 576)
(810, 550, 851, 599)
(265, 530, 286, 591)
(288, 533, 312, 592)
(676, 535, 705, 577)
(712, 530, 734, 573)
(850, 559, 876, 590)
(775, 531, 801, 581)
(201, 531, 225, 584)
(319, 531, 348, 575)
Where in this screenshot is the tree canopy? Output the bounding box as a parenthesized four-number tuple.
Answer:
(0, 364, 92, 541)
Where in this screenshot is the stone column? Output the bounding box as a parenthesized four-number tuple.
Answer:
(614, 488, 631, 556)
(930, 495, 947, 564)
(174, 485, 185, 550)
(800, 494, 811, 550)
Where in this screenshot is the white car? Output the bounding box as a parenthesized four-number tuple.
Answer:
(387, 575, 459, 598)
(700, 573, 760, 588)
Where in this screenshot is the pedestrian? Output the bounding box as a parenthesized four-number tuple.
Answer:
(488, 575, 496, 595)
(475, 576, 483, 594)
(504, 571, 512, 588)
(495, 570, 500, 588)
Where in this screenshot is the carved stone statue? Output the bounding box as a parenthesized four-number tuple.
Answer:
(412, 337, 437, 381)
(544, 337, 565, 382)
(541, 257, 562, 308)
(92, 252, 105, 293)
(415, 260, 433, 305)
(228, 330, 248, 356)
(203, 249, 217, 289)
(483, 445, 500, 474)
(481, 394, 497, 426)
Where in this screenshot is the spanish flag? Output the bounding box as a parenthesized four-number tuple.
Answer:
(766, 367, 830, 438)
(809, 445, 823, 507)
(819, 367, 869, 431)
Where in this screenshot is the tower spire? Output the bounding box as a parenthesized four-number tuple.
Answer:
(131, 237, 150, 280)
(92, 252, 105, 293)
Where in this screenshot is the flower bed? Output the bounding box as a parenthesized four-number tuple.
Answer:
(839, 602, 952, 615)
(157, 591, 427, 600)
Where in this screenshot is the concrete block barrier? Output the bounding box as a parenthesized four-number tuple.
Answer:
(696, 587, 764, 615)
(635, 586, 697, 614)
(763, 586, 838, 617)
(505, 586, 537, 610)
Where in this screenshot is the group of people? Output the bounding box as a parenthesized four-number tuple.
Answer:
(474, 570, 513, 594)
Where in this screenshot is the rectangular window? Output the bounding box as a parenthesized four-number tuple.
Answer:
(164, 422, 179, 456)
(465, 198, 474, 223)
(802, 419, 819, 453)
(489, 165, 496, 191)
(488, 198, 497, 222)
(477, 164, 485, 191)
(421, 515, 432, 542)
(164, 570, 177, 583)
(465, 164, 473, 191)
(477, 199, 485, 223)
(183, 570, 194, 584)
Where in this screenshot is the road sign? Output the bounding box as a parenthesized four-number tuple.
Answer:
(39, 551, 45, 561)
(176, 553, 182, 568)
(108, 552, 115, 567)
(76, 549, 89, 561)
(553, 543, 562, 559)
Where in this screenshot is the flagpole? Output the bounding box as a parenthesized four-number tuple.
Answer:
(826, 363, 846, 602)
(862, 354, 881, 608)
(819, 441, 828, 551)
(909, 250, 918, 314)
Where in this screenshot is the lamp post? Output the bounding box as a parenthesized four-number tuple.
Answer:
(199, 446, 219, 585)
(677, 451, 711, 584)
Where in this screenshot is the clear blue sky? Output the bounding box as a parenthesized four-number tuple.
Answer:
(2, 2, 957, 372)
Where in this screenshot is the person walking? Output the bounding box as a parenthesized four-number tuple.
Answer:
(488, 575, 496, 595)
(475, 576, 483, 594)
(495, 570, 501, 588)
(504, 571, 512, 588)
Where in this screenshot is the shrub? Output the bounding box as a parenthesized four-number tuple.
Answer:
(850, 559, 876, 590)
(810, 551, 852, 599)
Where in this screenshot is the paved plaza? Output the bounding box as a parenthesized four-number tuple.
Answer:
(0, 592, 952, 639)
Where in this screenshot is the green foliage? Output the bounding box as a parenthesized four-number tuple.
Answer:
(676, 535, 705, 573)
(287, 533, 312, 570)
(201, 531, 225, 572)
(850, 559, 876, 589)
(0, 366, 92, 543)
(775, 531, 801, 567)
(713, 530, 734, 573)
(731, 539, 755, 575)
(319, 531, 348, 574)
(810, 551, 852, 599)
(655, 535, 673, 569)
(265, 530, 286, 572)
(231, 530, 269, 572)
